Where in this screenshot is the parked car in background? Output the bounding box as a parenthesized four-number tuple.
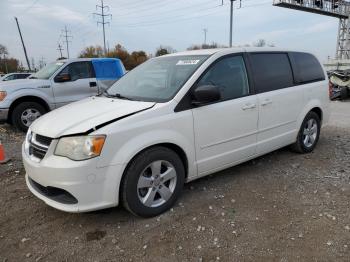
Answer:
(23, 48, 330, 217)
(1, 72, 32, 81)
(0, 58, 125, 131)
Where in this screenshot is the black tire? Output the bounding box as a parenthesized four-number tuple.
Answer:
(121, 146, 185, 217)
(291, 111, 321, 154)
(340, 87, 349, 100)
(11, 102, 46, 132)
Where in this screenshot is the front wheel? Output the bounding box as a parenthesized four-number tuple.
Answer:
(291, 111, 321, 153)
(121, 146, 185, 217)
(11, 102, 46, 132)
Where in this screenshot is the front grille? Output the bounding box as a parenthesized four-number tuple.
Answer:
(35, 134, 52, 147)
(28, 133, 53, 161)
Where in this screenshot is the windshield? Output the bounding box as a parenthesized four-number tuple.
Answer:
(106, 55, 209, 102)
(30, 61, 66, 80)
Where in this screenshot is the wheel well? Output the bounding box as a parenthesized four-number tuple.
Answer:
(8, 96, 50, 123)
(125, 143, 189, 179)
(310, 107, 323, 122)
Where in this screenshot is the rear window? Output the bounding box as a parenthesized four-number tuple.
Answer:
(250, 53, 294, 93)
(290, 52, 325, 84)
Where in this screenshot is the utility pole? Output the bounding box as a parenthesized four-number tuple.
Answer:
(228, 0, 241, 47)
(93, 0, 112, 56)
(3, 55, 8, 74)
(229, 0, 234, 47)
(31, 57, 35, 72)
(14, 17, 31, 71)
(39, 56, 46, 69)
(61, 26, 72, 59)
(203, 28, 208, 45)
(57, 43, 64, 59)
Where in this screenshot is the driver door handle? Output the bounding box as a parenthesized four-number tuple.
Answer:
(261, 99, 272, 106)
(241, 103, 257, 110)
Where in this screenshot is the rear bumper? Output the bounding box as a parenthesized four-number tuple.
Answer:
(0, 108, 9, 122)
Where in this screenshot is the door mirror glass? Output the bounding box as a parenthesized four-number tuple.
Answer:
(192, 85, 221, 106)
(55, 73, 71, 83)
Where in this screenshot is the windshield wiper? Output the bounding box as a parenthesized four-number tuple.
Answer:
(103, 91, 134, 101)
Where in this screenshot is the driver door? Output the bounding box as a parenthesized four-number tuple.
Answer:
(51, 61, 97, 108)
(192, 55, 259, 175)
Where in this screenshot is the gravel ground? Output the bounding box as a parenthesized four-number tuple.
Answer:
(0, 101, 349, 262)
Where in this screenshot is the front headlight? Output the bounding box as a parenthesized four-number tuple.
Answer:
(0, 91, 7, 101)
(24, 129, 32, 154)
(54, 135, 106, 161)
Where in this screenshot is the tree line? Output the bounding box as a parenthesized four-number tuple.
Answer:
(0, 44, 22, 74)
(79, 39, 274, 70)
(0, 39, 273, 73)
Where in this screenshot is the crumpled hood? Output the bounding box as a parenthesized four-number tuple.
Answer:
(0, 79, 50, 91)
(30, 96, 155, 138)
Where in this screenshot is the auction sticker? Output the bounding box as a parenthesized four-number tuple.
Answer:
(176, 60, 200, 65)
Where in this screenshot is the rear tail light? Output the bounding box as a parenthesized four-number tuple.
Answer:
(328, 81, 333, 100)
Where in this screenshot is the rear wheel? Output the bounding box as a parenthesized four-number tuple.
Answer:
(291, 111, 320, 153)
(121, 146, 185, 217)
(11, 102, 46, 132)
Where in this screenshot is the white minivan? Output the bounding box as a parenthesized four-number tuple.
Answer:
(23, 48, 330, 217)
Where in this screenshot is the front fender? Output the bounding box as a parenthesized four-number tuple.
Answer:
(102, 129, 196, 176)
(6, 88, 54, 109)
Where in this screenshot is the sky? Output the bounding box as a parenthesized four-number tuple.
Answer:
(0, 0, 341, 69)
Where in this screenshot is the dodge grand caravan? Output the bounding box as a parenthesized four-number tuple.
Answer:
(23, 48, 330, 217)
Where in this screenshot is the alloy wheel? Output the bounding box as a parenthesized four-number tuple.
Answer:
(137, 160, 177, 208)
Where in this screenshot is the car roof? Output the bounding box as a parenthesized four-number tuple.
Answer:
(55, 58, 121, 63)
(3, 72, 31, 76)
(164, 47, 306, 57)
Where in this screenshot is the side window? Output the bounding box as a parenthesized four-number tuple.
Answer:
(250, 53, 294, 94)
(4, 75, 15, 81)
(290, 52, 325, 84)
(58, 62, 94, 81)
(197, 56, 250, 101)
(17, 74, 28, 79)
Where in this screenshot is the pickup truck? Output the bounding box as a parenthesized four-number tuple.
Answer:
(0, 58, 125, 131)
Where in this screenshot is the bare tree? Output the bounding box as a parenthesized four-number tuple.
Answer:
(253, 39, 266, 47)
(0, 44, 8, 56)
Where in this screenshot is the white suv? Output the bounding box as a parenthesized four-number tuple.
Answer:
(22, 48, 330, 217)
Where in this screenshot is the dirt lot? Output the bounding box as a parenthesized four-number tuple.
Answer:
(0, 101, 349, 262)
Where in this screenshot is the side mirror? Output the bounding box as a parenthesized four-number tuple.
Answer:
(55, 73, 71, 83)
(192, 85, 221, 106)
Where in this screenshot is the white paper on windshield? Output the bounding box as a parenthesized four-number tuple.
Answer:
(176, 60, 200, 66)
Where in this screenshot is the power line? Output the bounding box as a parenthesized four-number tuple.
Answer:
(115, 0, 270, 28)
(61, 26, 72, 59)
(21, 0, 40, 14)
(116, 4, 224, 28)
(114, 0, 215, 20)
(93, 0, 112, 55)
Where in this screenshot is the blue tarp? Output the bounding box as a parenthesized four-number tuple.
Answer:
(91, 58, 125, 80)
